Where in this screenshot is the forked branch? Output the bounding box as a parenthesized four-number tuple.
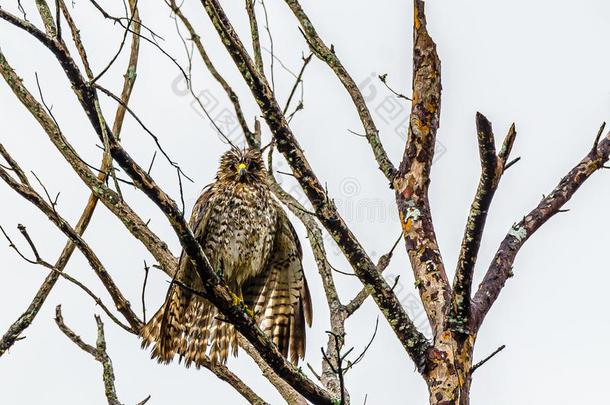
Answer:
(449, 113, 517, 334)
(471, 127, 610, 329)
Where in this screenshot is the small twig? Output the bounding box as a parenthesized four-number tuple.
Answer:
(54, 306, 126, 405)
(344, 317, 379, 372)
(136, 396, 151, 405)
(503, 156, 521, 172)
(0, 225, 37, 265)
(88, 0, 189, 82)
(91, 0, 138, 84)
(17, 1, 28, 20)
(592, 122, 606, 154)
(31, 171, 59, 213)
(94, 84, 194, 185)
(378, 73, 411, 101)
(17, 224, 42, 261)
(146, 151, 157, 175)
(142, 260, 150, 323)
(283, 53, 313, 115)
(259, 0, 275, 92)
(470, 344, 506, 374)
(347, 129, 367, 138)
(306, 363, 322, 382)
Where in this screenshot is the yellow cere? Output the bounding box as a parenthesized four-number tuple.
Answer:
(238, 163, 247, 171)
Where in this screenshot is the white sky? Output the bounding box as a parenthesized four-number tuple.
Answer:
(1, 1, 609, 404)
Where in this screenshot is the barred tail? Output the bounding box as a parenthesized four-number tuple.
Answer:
(140, 283, 189, 364)
(140, 284, 237, 366)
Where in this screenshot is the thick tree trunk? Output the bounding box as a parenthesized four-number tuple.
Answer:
(425, 332, 474, 405)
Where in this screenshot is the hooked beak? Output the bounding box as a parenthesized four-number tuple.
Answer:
(237, 163, 247, 178)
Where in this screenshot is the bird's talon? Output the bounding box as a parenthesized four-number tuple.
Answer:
(230, 292, 242, 307)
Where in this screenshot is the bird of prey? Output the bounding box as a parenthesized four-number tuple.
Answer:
(141, 148, 312, 366)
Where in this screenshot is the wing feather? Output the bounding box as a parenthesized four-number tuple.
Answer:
(246, 204, 312, 363)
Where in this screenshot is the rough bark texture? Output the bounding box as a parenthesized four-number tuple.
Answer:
(0, 1, 607, 404)
(394, 0, 450, 338)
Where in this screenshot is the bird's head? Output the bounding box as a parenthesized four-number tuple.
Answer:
(217, 148, 266, 184)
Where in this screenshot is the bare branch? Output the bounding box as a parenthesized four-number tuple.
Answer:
(471, 128, 610, 329)
(470, 344, 506, 374)
(166, 0, 256, 146)
(283, 53, 312, 115)
(35, 0, 58, 37)
(0, 146, 141, 330)
(393, 0, 449, 336)
(283, 0, 396, 182)
(449, 113, 516, 334)
(0, 223, 133, 332)
(345, 233, 402, 316)
(0, 41, 177, 276)
(238, 336, 304, 405)
(58, 0, 94, 79)
(54, 306, 124, 405)
(245, 0, 264, 73)
(201, 0, 430, 372)
(378, 73, 411, 101)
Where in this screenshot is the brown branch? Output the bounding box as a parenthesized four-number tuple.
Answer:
(283, 0, 396, 182)
(345, 233, 402, 316)
(393, 0, 449, 336)
(0, 152, 142, 331)
(267, 147, 345, 398)
(471, 128, 610, 329)
(0, 11, 332, 403)
(245, 0, 264, 73)
(0, 222, 134, 334)
(35, 0, 58, 37)
(470, 344, 506, 374)
(201, 0, 430, 373)
(0, 40, 177, 277)
(267, 147, 340, 306)
(166, 0, 256, 147)
(239, 336, 305, 405)
(448, 113, 516, 334)
(58, 0, 94, 79)
(54, 306, 124, 405)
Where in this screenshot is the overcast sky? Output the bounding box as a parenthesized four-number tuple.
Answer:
(1, 1, 609, 404)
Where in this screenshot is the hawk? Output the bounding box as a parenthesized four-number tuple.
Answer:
(141, 148, 312, 366)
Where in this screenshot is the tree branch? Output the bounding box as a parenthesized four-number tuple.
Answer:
(283, 0, 396, 182)
(166, 0, 256, 147)
(393, 0, 449, 336)
(0, 37, 177, 277)
(448, 113, 516, 334)
(0, 149, 142, 331)
(245, 0, 264, 73)
(239, 336, 305, 405)
(201, 0, 430, 373)
(0, 9, 332, 402)
(345, 234, 401, 316)
(0, 0, 141, 353)
(54, 306, 125, 405)
(471, 128, 610, 329)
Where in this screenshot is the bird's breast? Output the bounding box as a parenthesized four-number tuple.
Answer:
(204, 184, 277, 285)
